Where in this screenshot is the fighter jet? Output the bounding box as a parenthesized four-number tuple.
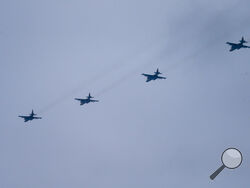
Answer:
(18, 110, 42, 122)
(142, 68, 166, 82)
(75, 93, 99, 105)
(226, 37, 250, 51)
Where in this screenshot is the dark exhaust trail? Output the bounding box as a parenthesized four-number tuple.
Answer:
(38, 36, 168, 114)
(37, 0, 243, 115)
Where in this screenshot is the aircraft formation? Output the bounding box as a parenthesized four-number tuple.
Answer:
(19, 37, 249, 122)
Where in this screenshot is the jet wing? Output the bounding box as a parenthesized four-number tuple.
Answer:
(226, 42, 237, 51)
(142, 73, 151, 77)
(33, 117, 42, 119)
(90, 100, 99, 103)
(142, 74, 153, 82)
(226, 42, 236, 46)
(75, 98, 82, 101)
(242, 45, 250, 48)
(77, 99, 89, 105)
(81, 101, 87, 105)
(146, 77, 153, 82)
(157, 76, 166, 79)
(75, 98, 87, 105)
(19, 115, 28, 119)
(19, 116, 29, 122)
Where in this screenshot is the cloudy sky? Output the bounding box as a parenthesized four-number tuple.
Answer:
(0, 0, 250, 187)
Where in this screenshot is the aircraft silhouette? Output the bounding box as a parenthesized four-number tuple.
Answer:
(142, 68, 166, 82)
(19, 110, 42, 122)
(75, 93, 99, 105)
(226, 37, 250, 51)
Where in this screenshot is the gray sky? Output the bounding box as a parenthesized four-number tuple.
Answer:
(0, 0, 250, 187)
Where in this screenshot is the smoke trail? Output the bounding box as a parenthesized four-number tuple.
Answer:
(37, 0, 243, 114)
(38, 35, 169, 114)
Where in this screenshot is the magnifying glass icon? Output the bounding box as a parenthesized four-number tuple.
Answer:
(210, 148, 243, 180)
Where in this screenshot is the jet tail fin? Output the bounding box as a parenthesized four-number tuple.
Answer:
(31, 110, 37, 116)
(88, 93, 93, 99)
(31, 110, 35, 116)
(155, 68, 162, 75)
(240, 37, 247, 44)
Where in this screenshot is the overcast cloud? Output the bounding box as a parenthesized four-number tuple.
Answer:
(0, 0, 250, 187)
